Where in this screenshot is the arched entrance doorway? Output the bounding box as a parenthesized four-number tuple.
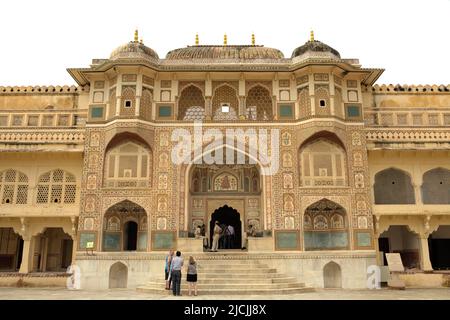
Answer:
(103, 200, 148, 252)
(210, 205, 242, 249)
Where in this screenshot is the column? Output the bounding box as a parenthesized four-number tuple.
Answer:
(239, 96, 246, 118)
(205, 97, 212, 120)
(419, 233, 433, 271)
(135, 74, 142, 117)
(19, 235, 34, 274)
(70, 234, 77, 265)
(115, 80, 121, 116)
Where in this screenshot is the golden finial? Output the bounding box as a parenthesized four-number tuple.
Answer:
(251, 33, 255, 45)
(310, 30, 314, 42)
(195, 33, 199, 45)
(223, 33, 227, 46)
(134, 29, 139, 42)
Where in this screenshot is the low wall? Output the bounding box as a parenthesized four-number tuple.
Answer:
(399, 273, 450, 288)
(0, 273, 70, 287)
(75, 251, 377, 290)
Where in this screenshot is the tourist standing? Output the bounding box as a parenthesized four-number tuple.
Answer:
(226, 225, 235, 249)
(194, 225, 202, 239)
(211, 221, 222, 252)
(164, 250, 174, 290)
(170, 251, 183, 296)
(186, 256, 198, 296)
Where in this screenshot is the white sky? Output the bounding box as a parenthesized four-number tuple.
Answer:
(0, 0, 449, 86)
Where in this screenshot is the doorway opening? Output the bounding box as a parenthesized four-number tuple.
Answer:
(429, 225, 450, 270)
(210, 205, 241, 249)
(123, 221, 138, 251)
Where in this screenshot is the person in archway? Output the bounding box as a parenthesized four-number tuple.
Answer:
(211, 221, 222, 252)
(219, 223, 227, 249)
(170, 251, 183, 296)
(226, 224, 235, 249)
(242, 224, 256, 250)
(164, 250, 174, 290)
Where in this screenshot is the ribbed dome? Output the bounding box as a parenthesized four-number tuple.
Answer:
(166, 45, 284, 60)
(110, 41, 159, 61)
(291, 40, 340, 60)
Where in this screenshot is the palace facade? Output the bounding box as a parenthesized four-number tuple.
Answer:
(0, 31, 449, 290)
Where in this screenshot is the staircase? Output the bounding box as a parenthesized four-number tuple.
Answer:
(137, 254, 314, 295)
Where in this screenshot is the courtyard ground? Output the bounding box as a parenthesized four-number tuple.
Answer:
(0, 287, 449, 300)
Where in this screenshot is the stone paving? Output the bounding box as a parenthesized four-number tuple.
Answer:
(0, 287, 449, 300)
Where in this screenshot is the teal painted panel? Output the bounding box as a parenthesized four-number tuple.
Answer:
(138, 232, 148, 250)
(79, 233, 96, 249)
(357, 232, 372, 247)
(103, 233, 121, 250)
(91, 106, 103, 118)
(276, 231, 298, 250)
(347, 105, 361, 117)
(158, 106, 172, 117)
(304, 231, 348, 250)
(153, 232, 175, 250)
(280, 105, 293, 118)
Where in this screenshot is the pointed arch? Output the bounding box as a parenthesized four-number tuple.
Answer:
(374, 167, 415, 204)
(245, 85, 273, 120)
(178, 84, 205, 120)
(299, 132, 347, 187)
(104, 133, 152, 188)
(0, 169, 29, 204)
(421, 167, 450, 204)
(109, 261, 128, 288)
(212, 84, 239, 120)
(323, 261, 342, 288)
(304, 199, 348, 250)
(36, 169, 76, 204)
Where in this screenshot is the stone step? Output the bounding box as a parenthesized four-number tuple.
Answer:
(197, 264, 269, 269)
(146, 277, 299, 285)
(142, 282, 305, 290)
(137, 286, 315, 295)
(193, 268, 277, 274)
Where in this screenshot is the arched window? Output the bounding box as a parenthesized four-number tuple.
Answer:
(212, 85, 239, 121)
(140, 88, 153, 120)
(421, 168, 450, 204)
(178, 85, 205, 120)
(374, 168, 415, 204)
(0, 170, 28, 204)
(246, 85, 273, 120)
(104, 141, 151, 188)
(299, 139, 346, 187)
(120, 86, 136, 116)
(36, 169, 76, 204)
(304, 199, 348, 250)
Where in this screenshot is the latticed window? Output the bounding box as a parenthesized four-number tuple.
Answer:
(299, 139, 346, 187)
(212, 85, 239, 119)
(246, 85, 273, 120)
(178, 85, 205, 120)
(0, 170, 28, 204)
(105, 142, 151, 188)
(36, 169, 76, 204)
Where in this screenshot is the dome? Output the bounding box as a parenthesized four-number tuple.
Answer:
(165, 45, 284, 60)
(291, 39, 340, 60)
(110, 40, 159, 61)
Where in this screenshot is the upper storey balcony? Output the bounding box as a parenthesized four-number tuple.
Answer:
(67, 31, 382, 126)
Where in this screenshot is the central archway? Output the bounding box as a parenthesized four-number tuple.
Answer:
(210, 205, 242, 249)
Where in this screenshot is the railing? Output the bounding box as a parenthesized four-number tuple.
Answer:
(0, 110, 87, 128)
(104, 179, 150, 188)
(364, 108, 450, 127)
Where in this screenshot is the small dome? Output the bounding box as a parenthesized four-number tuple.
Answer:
(166, 45, 284, 60)
(110, 41, 159, 61)
(291, 40, 340, 60)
